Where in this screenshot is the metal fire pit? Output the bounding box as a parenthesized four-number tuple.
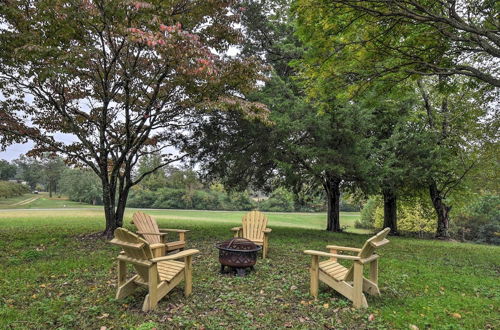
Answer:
(215, 238, 262, 276)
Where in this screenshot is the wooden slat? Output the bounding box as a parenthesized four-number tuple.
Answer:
(241, 211, 268, 241)
(370, 239, 389, 248)
(133, 212, 161, 244)
(157, 261, 185, 282)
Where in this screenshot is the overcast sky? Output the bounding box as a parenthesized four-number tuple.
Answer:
(0, 132, 78, 161)
(0, 142, 33, 161)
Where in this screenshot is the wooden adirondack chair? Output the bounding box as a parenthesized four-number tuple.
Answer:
(231, 210, 272, 258)
(132, 211, 189, 257)
(304, 228, 390, 308)
(110, 228, 199, 312)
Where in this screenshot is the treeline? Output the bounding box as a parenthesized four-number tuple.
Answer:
(2, 154, 360, 212)
(183, 1, 499, 242)
(356, 194, 499, 244)
(128, 163, 359, 212)
(0, 181, 29, 198)
(0, 155, 102, 204)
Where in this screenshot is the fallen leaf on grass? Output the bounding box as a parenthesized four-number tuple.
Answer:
(97, 313, 109, 319)
(451, 313, 461, 319)
(323, 303, 329, 308)
(368, 314, 375, 321)
(284, 322, 293, 328)
(409, 325, 419, 330)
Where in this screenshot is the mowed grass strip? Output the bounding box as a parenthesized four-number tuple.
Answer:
(0, 193, 92, 209)
(0, 210, 498, 329)
(0, 208, 366, 233)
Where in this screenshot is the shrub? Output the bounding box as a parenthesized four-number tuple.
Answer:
(355, 197, 380, 229)
(0, 181, 29, 198)
(373, 196, 435, 235)
(128, 187, 255, 211)
(261, 187, 294, 212)
(451, 195, 500, 245)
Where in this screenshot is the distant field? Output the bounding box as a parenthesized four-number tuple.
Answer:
(0, 192, 90, 209)
(0, 207, 364, 233)
(0, 192, 364, 232)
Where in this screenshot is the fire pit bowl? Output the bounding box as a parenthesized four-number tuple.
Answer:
(215, 238, 262, 276)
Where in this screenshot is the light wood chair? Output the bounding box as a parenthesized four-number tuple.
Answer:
(304, 228, 390, 308)
(110, 228, 199, 312)
(132, 211, 189, 257)
(231, 210, 272, 258)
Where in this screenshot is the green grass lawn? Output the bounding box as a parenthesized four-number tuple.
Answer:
(0, 209, 498, 329)
(0, 192, 91, 209)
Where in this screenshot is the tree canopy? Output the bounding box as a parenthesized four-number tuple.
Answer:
(0, 0, 267, 235)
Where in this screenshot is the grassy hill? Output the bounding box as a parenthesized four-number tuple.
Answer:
(0, 209, 498, 329)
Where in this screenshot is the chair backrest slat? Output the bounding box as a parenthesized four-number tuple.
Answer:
(242, 211, 268, 241)
(344, 228, 390, 281)
(133, 212, 161, 244)
(111, 228, 156, 281)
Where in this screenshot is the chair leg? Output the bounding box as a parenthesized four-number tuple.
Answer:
(365, 259, 380, 296)
(262, 234, 269, 258)
(184, 256, 193, 297)
(116, 276, 138, 299)
(310, 255, 319, 298)
(146, 264, 159, 311)
(116, 260, 137, 299)
(353, 262, 368, 308)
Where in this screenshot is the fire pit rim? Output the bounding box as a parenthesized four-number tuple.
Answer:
(214, 238, 262, 253)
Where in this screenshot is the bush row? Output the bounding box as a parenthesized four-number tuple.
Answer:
(356, 194, 499, 244)
(0, 181, 29, 198)
(128, 188, 255, 211)
(127, 187, 360, 213)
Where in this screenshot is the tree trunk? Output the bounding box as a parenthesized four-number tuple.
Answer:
(382, 189, 398, 235)
(102, 180, 118, 238)
(101, 173, 132, 238)
(49, 181, 53, 198)
(323, 176, 342, 232)
(429, 181, 451, 239)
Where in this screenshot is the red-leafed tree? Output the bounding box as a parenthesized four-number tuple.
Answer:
(0, 0, 267, 236)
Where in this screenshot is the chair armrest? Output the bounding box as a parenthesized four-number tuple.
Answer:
(151, 249, 200, 262)
(370, 239, 389, 248)
(137, 231, 168, 236)
(263, 228, 272, 233)
(360, 254, 379, 264)
(230, 227, 242, 232)
(150, 243, 166, 250)
(326, 245, 361, 253)
(304, 250, 361, 261)
(159, 228, 190, 233)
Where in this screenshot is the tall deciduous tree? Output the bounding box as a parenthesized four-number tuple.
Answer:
(411, 77, 496, 238)
(41, 154, 66, 197)
(189, 0, 374, 232)
(60, 167, 102, 204)
(0, 160, 17, 180)
(13, 155, 43, 190)
(293, 0, 500, 89)
(0, 0, 266, 236)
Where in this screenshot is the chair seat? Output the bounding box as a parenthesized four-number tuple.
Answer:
(158, 260, 185, 282)
(319, 260, 348, 281)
